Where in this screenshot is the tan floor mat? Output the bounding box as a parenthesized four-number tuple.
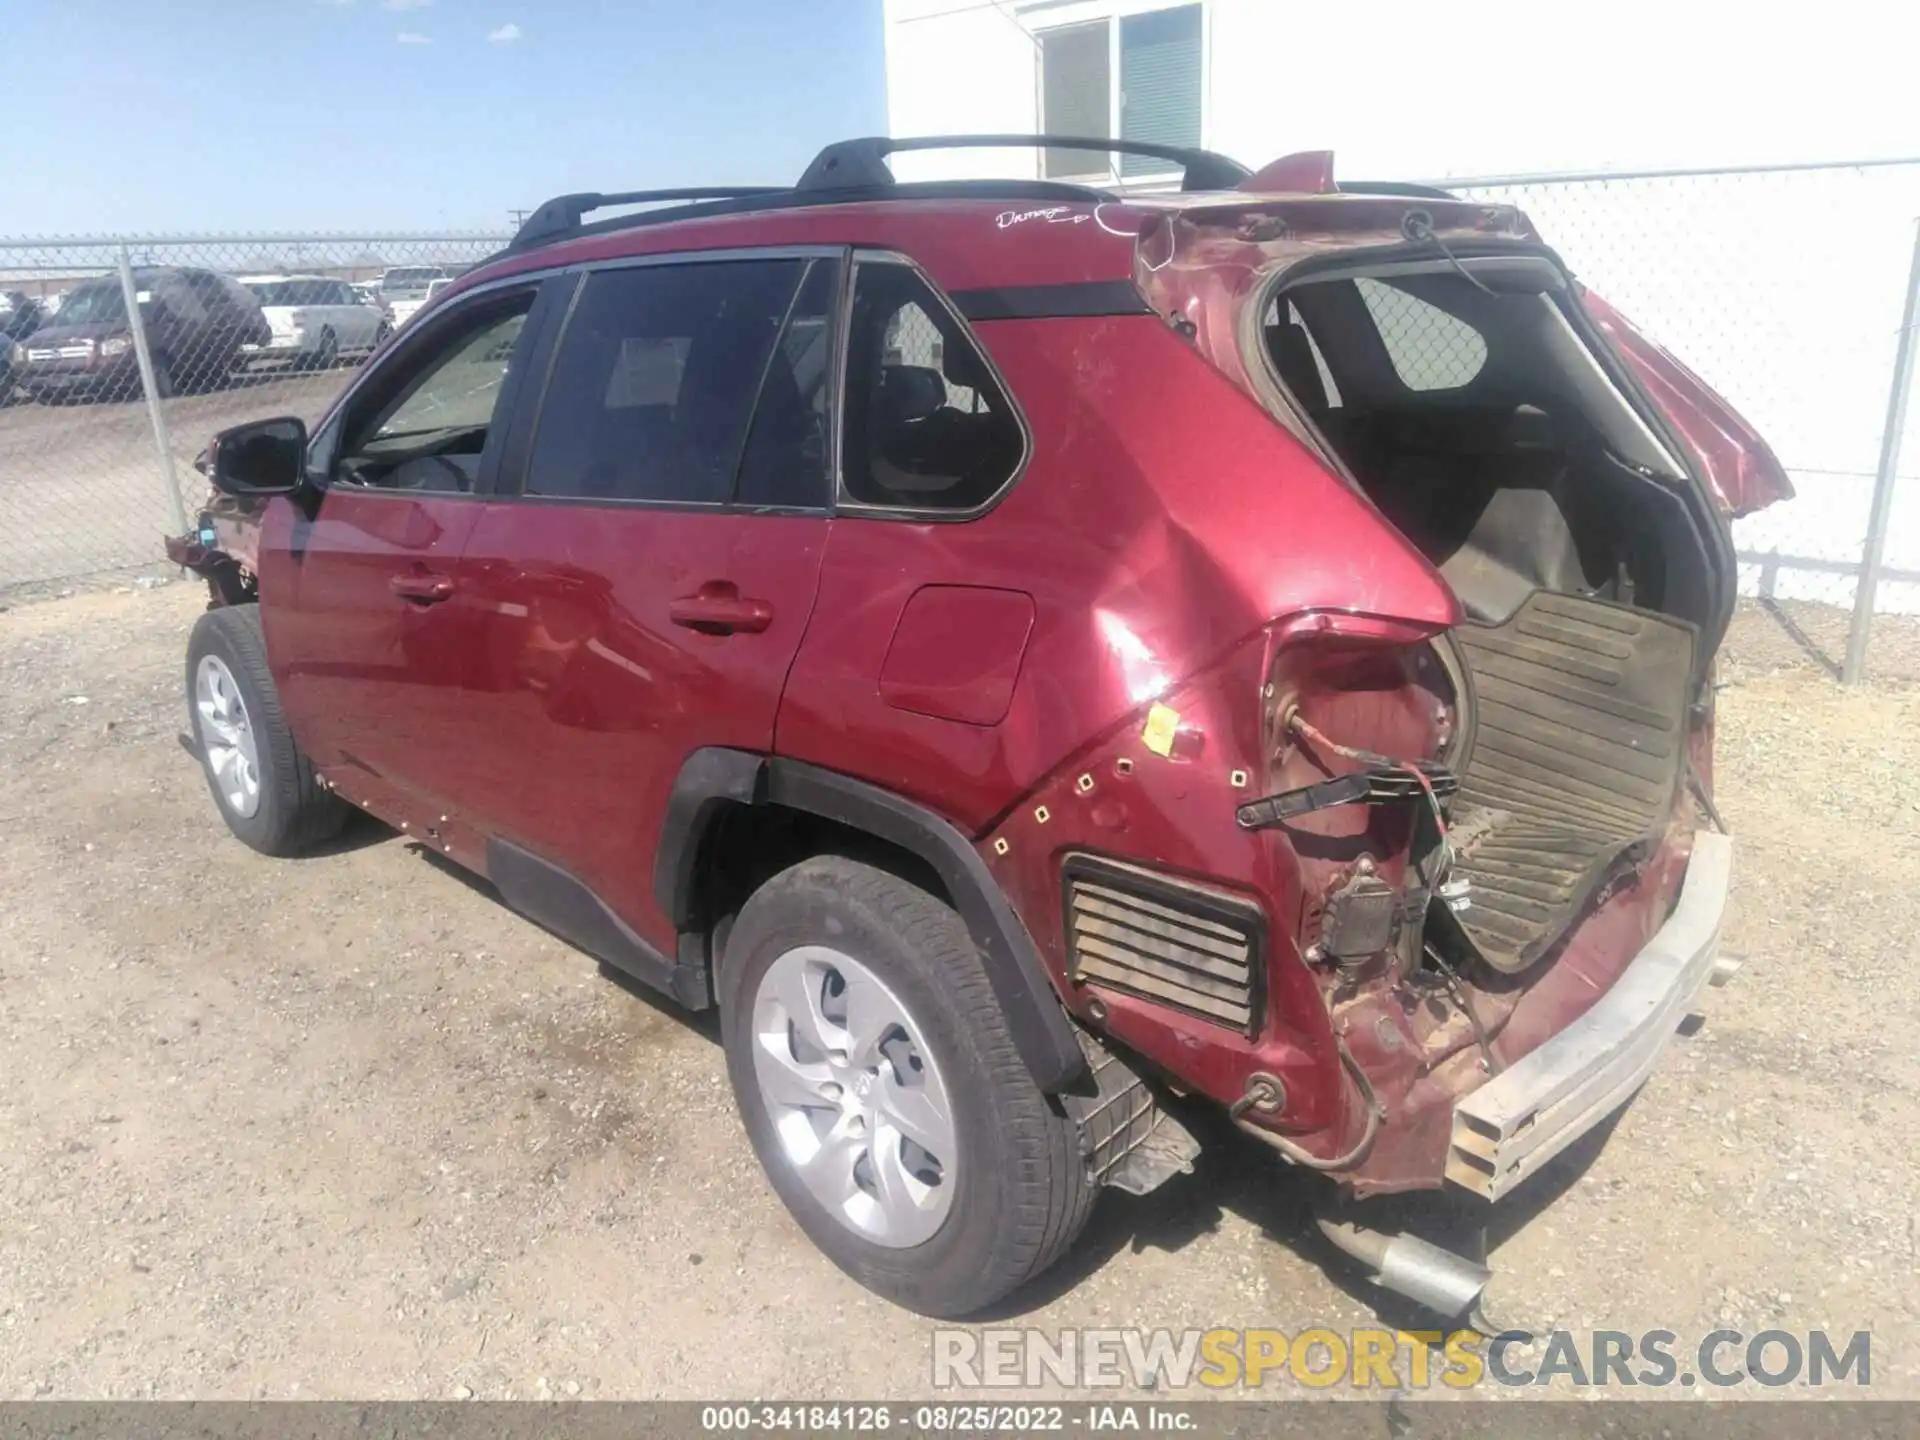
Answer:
(1448, 591, 1695, 973)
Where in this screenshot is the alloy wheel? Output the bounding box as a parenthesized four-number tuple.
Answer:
(194, 654, 261, 819)
(750, 944, 958, 1248)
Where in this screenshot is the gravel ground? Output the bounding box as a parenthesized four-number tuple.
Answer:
(0, 582, 1915, 1401)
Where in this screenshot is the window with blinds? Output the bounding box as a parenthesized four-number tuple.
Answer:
(1040, 21, 1110, 179)
(1038, 6, 1203, 183)
(1119, 5, 1202, 177)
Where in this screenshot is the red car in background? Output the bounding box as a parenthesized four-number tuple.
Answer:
(167, 135, 1788, 1321)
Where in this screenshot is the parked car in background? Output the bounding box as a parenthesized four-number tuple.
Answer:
(386, 275, 454, 330)
(166, 135, 1785, 1321)
(1, 291, 48, 402)
(238, 275, 389, 370)
(16, 267, 269, 402)
(1, 291, 46, 342)
(377, 264, 452, 311)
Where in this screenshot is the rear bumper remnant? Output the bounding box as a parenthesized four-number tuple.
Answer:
(1445, 829, 1733, 1200)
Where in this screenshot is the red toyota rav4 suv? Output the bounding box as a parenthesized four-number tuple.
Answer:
(168, 136, 1788, 1321)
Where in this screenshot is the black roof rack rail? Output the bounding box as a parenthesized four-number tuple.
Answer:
(496, 178, 1118, 259)
(796, 134, 1250, 193)
(511, 187, 787, 249)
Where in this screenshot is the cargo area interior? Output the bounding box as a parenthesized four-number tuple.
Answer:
(1262, 257, 1712, 974)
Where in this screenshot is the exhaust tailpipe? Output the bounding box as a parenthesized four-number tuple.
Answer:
(1315, 1217, 1491, 1319)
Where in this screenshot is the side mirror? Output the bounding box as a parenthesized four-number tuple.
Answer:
(206, 416, 307, 497)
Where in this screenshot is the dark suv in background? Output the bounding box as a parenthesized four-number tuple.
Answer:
(15, 266, 269, 402)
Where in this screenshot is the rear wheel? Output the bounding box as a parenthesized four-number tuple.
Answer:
(719, 856, 1095, 1317)
(186, 605, 347, 856)
(311, 329, 338, 371)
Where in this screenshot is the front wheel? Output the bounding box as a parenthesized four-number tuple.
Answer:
(719, 856, 1096, 1318)
(186, 605, 348, 856)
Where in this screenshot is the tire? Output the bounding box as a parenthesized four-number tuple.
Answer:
(148, 353, 175, 399)
(719, 856, 1095, 1318)
(186, 605, 348, 857)
(311, 329, 338, 371)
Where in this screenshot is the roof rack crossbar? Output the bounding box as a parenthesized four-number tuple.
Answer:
(796, 135, 1250, 193)
(512, 187, 788, 249)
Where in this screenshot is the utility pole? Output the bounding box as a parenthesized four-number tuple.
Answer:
(508, 208, 530, 230)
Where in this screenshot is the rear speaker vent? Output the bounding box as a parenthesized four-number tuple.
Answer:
(1064, 856, 1263, 1035)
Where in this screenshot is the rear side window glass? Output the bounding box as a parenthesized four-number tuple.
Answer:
(736, 258, 838, 509)
(1355, 277, 1488, 391)
(526, 260, 804, 504)
(841, 262, 1024, 512)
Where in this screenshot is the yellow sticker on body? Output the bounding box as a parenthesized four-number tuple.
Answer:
(1141, 702, 1180, 757)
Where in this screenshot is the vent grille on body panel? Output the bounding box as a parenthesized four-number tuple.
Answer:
(1064, 857, 1263, 1034)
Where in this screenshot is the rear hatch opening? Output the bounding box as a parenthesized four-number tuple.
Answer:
(1250, 250, 1725, 978)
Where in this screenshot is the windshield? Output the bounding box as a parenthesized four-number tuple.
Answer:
(247, 281, 307, 307)
(381, 268, 446, 294)
(50, 283, 126, 328)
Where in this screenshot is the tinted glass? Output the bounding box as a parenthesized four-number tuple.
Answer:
(382, 267, 446, 294)
(52, 283, 124, 327)
(335, 290, 533, 492)
(526, 260, 804, 504)
(735, 258, 838, 510)
(841, 262, 1024, 512)
(248, 280, 324, 307)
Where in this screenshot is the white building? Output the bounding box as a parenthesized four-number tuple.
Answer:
(882, 0, 1920, 615)
(881, 0, 1918, 185)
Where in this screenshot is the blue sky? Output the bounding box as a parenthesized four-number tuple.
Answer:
(0, 0, 886, 236)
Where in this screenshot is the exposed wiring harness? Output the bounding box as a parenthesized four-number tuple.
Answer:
(1284, 709, 1456, 889)
(1401, 209, 1503, 298)
(1229, 1038, 1386, 1172)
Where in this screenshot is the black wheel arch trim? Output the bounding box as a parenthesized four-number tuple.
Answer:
(656, 747, 1089, 1094)
(654, 745, 767, 930)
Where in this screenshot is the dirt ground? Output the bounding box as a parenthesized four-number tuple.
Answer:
(0, 367, 345, 593)
(0, 582, 1916, 1402)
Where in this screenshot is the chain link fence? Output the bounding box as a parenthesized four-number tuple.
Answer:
(1445, 159, 1920, 682)
(0, 234, 507, 596)
(4, 173, 1920, 678)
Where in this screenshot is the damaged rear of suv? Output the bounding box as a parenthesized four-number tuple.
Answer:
(169, 136, 1786, 1322)
(1133, 191, 1757, 1193)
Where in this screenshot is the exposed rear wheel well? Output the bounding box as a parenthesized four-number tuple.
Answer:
(687, 801, 953, 980)
(657, 751, 1087, 1092)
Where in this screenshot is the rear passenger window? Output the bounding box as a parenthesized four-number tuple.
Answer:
(1355, 277, 1488, 392)
(841, 261, 1024, 512)
(526, 260, 806, 505)
(736, 259, 838, 509)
